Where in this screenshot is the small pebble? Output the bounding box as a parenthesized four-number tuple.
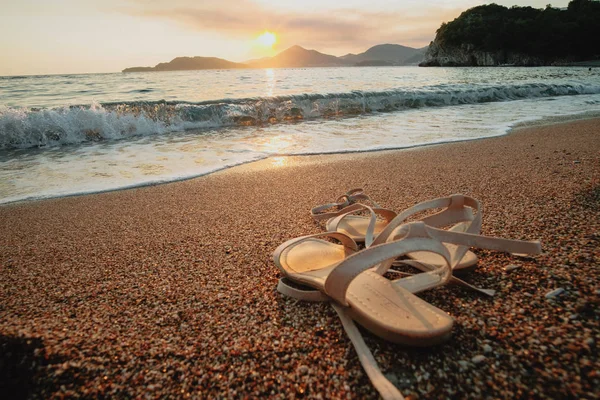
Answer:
(504, 264, 521, 272)
(458, 361, 469, 370)
(545, 288, 565, 299)
(298, 365, 309, 375)
(472, 355, 486, 364)
(482, 344, 492, 354)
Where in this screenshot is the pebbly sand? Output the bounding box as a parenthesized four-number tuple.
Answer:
(1, 118, 599, 399)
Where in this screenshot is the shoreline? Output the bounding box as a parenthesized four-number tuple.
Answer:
(1, 118, 598, 398)
(2, 63, 599, 78)
(2, 112, 600, 207)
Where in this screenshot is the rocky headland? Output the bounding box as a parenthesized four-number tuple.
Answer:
(420, 43, 546, 67)
(420, 0, 600, 67)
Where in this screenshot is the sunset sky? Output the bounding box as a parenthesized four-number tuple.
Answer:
(0, 0, 570, 76)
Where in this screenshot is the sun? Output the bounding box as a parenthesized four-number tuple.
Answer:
(257, 31, 277, 48)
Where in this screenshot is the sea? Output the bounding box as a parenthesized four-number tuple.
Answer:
(1, 66, 599, 204)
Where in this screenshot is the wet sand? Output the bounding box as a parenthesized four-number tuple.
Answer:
(1, 118, 599, 398)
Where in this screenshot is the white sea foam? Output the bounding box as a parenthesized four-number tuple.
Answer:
(2, 93, 599, 205)
(1, 70, 599, 150)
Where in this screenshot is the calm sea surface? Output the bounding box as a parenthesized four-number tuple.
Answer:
(1, 67, 599, 204)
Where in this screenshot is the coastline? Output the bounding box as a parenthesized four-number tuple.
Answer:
(1, 118, 598, 398)
(3, 111, 600, 207)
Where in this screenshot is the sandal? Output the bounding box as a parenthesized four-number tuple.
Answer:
(274, 218, 540, 342)
(274, 221, 541, 399)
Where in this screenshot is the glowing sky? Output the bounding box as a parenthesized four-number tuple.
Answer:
(0, 0, 570, 76)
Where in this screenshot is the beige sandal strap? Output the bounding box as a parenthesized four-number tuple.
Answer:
(311, 188, 380, 221)
(328, 203, 396, 247)
(331, 303, 405, 400)
(311, 202, 351, 221)
(373, 194, 540, 266)
(339, 188, 380, 208)
(393, 260, 496, 297)
(420, 195, 476, 229)
(385, 222, 541, 271)
(369, 194, 484, 269)
(372, 194, 481, 246)
(426, 226, 542, 260)
(274, 231, 359, 258)
(276, 278, 330, 302)
(325, 224, 453, 305)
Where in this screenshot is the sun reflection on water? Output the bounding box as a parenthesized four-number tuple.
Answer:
(244, 132, 294, 153)
(265, 68, 275, 97)
(271, 156, 287, 167)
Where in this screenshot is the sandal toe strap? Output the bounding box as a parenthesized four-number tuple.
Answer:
(311, 188, 380, 221)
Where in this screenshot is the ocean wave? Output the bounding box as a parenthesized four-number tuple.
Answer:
(1, 82, 599, 149)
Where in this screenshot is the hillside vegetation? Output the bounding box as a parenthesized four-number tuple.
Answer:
(434, 0, 600, 61)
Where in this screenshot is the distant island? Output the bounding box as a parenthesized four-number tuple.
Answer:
(340, 44, 427, 66)
(421, 0, 600, 67)
(122, 44, 425, 72)
(122, 57, 247, 72)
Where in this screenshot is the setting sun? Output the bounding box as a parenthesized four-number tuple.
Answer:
(257, 31, 277, 48)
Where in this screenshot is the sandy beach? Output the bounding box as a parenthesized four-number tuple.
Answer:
(1, 118, 598, 398)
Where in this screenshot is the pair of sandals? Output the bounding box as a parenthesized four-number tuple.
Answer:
(273, 190, 542, 400)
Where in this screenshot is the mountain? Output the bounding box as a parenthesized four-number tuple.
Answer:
(123, 43, 427, 72)
(123, 57, 247, 73)
(247, 45, 350, 68)
(341, 44, 422, 65)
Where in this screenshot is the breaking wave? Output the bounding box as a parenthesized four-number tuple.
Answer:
(1, 82, 599, 149)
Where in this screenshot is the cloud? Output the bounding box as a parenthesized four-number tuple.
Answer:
(118, 0, 465, 53)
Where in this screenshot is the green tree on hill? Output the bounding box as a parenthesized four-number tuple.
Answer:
(434, 0, 600, 61)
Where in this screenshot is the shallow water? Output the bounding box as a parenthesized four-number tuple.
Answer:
(1, 67, 599, 204)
